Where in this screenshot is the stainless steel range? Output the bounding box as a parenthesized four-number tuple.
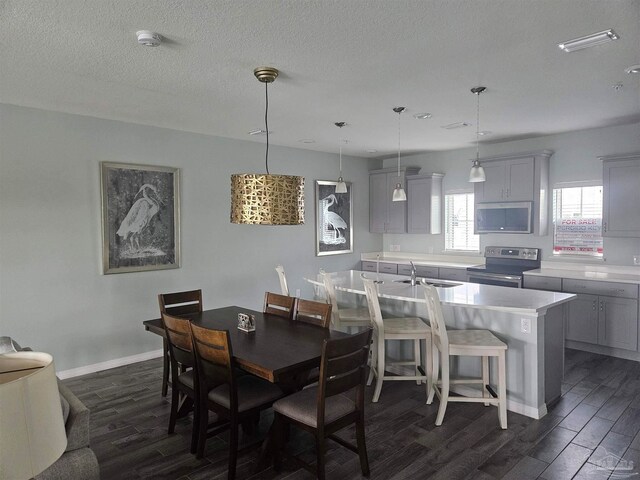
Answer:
(467, 246, 541, 288)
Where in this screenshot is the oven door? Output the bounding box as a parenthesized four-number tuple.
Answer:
(467, 271, 522, 288)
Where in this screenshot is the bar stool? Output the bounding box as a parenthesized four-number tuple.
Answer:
(422, 283, 508, 429)
(322, 272, 370, 330)
(275, 265, 289, 296)
(362, 276, 432, 403)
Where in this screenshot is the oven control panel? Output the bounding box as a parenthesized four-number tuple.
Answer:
(484, 246, 540, 260)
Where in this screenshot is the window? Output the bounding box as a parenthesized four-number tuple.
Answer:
(552, 185, 603, 256)
(445, 193, 479, 251)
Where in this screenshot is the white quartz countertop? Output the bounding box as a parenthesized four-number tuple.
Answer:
(360, 252, 483, 269)
(320, 270, 575, 315)
(524, 267, 640, 285)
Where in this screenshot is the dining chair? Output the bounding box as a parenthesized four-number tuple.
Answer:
(158, 289, 203, 397)
(272, 328, 373, 480)
(189, 323, 284, 478)
(293, 298, 332, 329)
(275, 265, 289, 296)
(263, 291, 296, 319)
(362, 275, 432, 403)
(422, 283, 508, 429)
(162, 313, 199, 453)
(321, 272, 370, 330)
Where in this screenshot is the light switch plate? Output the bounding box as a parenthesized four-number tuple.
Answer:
(390, 244, 401, 252)
(634, 255, 640, 266)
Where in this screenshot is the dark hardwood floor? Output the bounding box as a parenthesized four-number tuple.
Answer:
(63, 348, 640, 479)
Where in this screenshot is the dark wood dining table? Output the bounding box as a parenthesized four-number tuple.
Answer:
(143, 305, 349, 384)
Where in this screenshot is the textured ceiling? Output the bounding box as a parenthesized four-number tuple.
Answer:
(1, 0, 639, 158)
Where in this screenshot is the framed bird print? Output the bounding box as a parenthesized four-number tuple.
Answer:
(100, 162, 180, 274)
(315, 180, 353, 256)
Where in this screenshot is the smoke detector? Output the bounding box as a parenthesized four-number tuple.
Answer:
(136, 31, 162, 47)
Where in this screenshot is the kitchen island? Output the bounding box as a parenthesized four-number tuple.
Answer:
(315, 270, 576, 419)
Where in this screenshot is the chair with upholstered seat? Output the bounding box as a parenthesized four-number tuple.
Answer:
(362, 275, 432, 403)
(162, 313, 200, 453)
(158, 290, 203, 397)
(189, 323, 284, 477)
(422, 283, 508, 429)
(293, 298, 332, 329)
(273, 328, 373, 480)
(275, 265, 289, 296)
(322, 272, 370, 330)
(263, 291, 296, 319)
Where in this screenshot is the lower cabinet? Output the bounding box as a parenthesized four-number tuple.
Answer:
(438, 267, 468, 282)
(566, 293, 638, 351)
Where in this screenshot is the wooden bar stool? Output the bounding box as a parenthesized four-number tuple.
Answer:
(422, 284, 508, 429)
(362, 276, 432, 403)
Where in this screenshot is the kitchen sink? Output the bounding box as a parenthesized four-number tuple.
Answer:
(393, 279, 461, 288)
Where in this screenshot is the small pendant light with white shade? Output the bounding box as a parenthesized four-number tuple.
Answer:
(334, 122, 348, 194)
(392, 107, 407, 201)
(468, 86, 487, 183)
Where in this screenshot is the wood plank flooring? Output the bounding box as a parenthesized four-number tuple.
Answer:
(63, 348, 640, 479)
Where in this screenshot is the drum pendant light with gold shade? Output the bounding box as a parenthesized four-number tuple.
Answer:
(230, 67, 305, 225)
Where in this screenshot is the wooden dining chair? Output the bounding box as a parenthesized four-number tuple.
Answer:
(422, 284, 508, 429)
(293, 298, 332, 329)
(189, 323, 284, 478)
(275, 265, 289, 296)
(263, 291, 296, 319)
(162, 313, 199, 453)
(272, 328, 373, 480)
(362, 275, 432, 403)
(158, 289, 203, 397)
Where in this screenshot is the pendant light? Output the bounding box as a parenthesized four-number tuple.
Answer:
(334, 122, 348, 194)
(392, 106, 407, 201)
(230, 67, 305, 225)
(468, 86, 487, 183)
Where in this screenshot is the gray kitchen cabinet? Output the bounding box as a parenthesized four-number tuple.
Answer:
(369, 167, 421, 233)
(406, 173, 444, 234)
(523, 275, 562, 291)
(438, 267, 468, 282)
(601, 152, 640, 238)
(361, 261, 398, 274)
(566, 293, 599, 344)
(563, 278, 639, 351)
(474, 150, 552, 236)
(398, 264, 439, 278)
(476, 157, 534, 202)
(598, 296, 638, 351)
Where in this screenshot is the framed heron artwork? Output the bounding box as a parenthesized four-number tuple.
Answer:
(315, 180, 353, 256)
(100, 162, 180, 274)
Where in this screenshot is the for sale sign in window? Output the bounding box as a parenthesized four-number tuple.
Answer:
(554, 218, 603, 255)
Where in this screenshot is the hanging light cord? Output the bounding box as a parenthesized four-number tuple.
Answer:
(397, 110, 402, 178)
(265, 81, 270, 174)
(475, 90, 480, 162)
(339, 143, 343, 177)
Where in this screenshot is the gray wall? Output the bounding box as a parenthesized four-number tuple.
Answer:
(0, 104, 381, 371)
(383, 122, 640, 265)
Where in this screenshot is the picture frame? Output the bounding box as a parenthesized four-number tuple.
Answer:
(315, 180, 353, 256)
(100, 162, 180, 274)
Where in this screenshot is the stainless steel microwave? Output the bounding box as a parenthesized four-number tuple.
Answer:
(475, 202, 533, 234)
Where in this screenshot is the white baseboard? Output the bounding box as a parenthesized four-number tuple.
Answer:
(57, 349, 163, 380)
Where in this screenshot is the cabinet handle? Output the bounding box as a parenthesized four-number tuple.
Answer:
(592, 300, 596, 311)
(506, 188, 510, 198)
(599, 300, 604, 311)
(603, 222, 607, 233)
(501, 188, 504, 198)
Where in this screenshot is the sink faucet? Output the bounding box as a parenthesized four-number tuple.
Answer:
(410, 261, 417, 286)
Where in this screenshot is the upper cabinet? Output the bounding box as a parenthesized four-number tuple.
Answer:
(601, 152, 640, 238)
(369, 167, 421, 233)
(407, 173, 444, 234)
(473, 150, 552, 236)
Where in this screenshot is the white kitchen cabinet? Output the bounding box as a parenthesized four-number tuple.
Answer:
(601, 152, 640, 238)
(473, 150, 552, 236)
(369, 167, 421, 233)
(406, 173, 444, 234)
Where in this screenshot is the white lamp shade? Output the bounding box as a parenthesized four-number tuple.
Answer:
(392, 184, 407, 201)
(335, 179, 348, 194)
(469, 164, 486, 183)
(0, 352, 67, 480)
